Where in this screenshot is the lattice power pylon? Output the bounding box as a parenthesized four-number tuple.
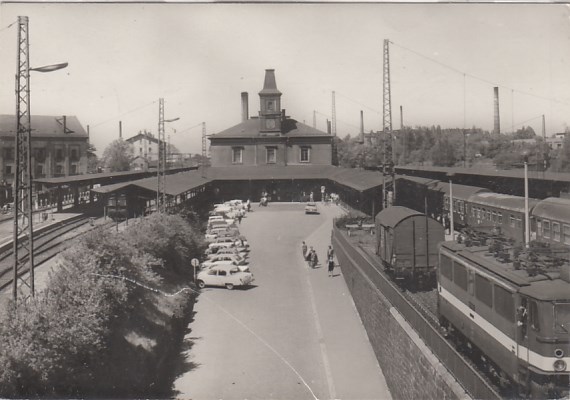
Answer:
(157, 98, 166, 212)
(13, 16, 35, 300)
(382, 39, 395, 209)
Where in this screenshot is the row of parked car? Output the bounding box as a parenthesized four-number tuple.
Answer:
(196, 200, 255, 290)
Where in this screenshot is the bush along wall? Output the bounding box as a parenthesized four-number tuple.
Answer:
(0, 213, 204, 398)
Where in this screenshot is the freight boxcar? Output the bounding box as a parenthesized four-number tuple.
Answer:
(375, 206, 444, 285)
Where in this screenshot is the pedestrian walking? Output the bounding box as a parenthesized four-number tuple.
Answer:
(327, 256, 335, 277)
(237, 214, 243, 224)
(326, 245, 334, 260)
(302, 241, 308, 258)
(309, 248, 318, 268)
(310, 191, 314, 202)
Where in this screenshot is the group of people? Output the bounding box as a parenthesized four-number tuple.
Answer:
(301, 242, 336, 277)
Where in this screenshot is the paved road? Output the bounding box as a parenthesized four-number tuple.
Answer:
(173, 203, 392, 400)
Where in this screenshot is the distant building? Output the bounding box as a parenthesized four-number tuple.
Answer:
(208, 69, 333, 167)
(546, 133, 567, 150)
(125, 130, 162, 171)
(0, 114, 89, 183)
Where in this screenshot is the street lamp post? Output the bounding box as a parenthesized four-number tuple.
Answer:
(447, 172, 455, 241)
(13, 15, 67, 300)
(523, 152, 530, 247)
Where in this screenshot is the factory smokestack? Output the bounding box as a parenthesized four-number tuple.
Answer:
(493, 87, 500, 134)
(241, 92, 249, 122)
(327, 119, 331, 134)
(400, 105, 403, 130)
(119, 120, 122, 139)
(359, 110, 364, 144)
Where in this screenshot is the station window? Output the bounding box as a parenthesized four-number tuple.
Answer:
(439, 254, 453, 280)
(475, 274, 493, 308)
(70, 148, 79, 161)
(494, 286, 514, 322)
(5, 166, 12, 175)
(232, 147, 243, 164)
(563, 224, 570, 245)
(300, 147, 311, 163)
(453, 263, 468, 291)
(266, 147, 277, 164)
(55, 148, 64, 162)
(543, 220, 551, 239)
(553, 222, 561, 242)
(3, 148, 13, 160)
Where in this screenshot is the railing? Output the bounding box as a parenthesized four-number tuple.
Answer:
(332, 225, 501, 400)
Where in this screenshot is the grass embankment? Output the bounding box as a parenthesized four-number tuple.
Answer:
(0, 212, 205, 398)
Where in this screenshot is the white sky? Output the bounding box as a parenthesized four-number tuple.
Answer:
(1, 3, 569, 156)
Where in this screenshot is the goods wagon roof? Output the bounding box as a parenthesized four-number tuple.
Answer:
(434, 182, 489, 199)
(375, 206, 424, 228)
(532, 197, 570, 224)
(468, 192, 540, 213)
(396, 175, 441, 187)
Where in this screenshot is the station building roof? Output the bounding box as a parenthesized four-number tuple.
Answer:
(91, 170, 210, 197)
(397, 165, 570, 184)
(0, 114, 88, 138)
(211, 118, 330, 139)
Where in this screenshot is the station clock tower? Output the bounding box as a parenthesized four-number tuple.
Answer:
(259, 69, 282, 134)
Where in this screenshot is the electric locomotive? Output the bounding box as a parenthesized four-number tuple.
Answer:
(438, 240, 570, 398)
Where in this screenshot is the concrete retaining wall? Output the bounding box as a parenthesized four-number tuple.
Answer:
(333, 226, 469, 400)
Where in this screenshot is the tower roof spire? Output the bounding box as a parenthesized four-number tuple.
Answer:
(259, 69, 282, 95)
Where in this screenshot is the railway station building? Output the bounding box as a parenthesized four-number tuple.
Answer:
(0, 114, 89, 184)
(208, 69, 334, 167)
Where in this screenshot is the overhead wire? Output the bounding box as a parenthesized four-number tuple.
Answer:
(0, 20, 16, 34)
(390, 40, 570, 107)
(91, 100, 158, 128)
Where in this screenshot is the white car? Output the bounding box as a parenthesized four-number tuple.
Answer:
(203, 253, 249, 267)
(205, 246, 248, 258)
(196, 265, 254, 290)
(201, 259, 250, 272)
(305, 202, 319, 214)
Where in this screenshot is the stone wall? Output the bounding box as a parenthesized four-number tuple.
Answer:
(333, 227, 469, 400)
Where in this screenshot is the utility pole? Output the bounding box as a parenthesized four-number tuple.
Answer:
(382, 39, 395, 209)
(157, 98, 165, 212)
(201, 122, 207, 178)
(13, 15, 34, 300)
(313, 110, 316, 129)
(331, 91, 337, 137)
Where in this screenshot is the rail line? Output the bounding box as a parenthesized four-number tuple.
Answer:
(332, 227, 502, 399)
(0, 215, 112, 292)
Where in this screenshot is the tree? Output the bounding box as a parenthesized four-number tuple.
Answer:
(102, 139, 133, 172)
(431, 138, 457, 167)
(86, 142, 98, 173)
(551, 135, 570, 172)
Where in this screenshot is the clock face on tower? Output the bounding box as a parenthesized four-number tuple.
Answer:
(266, 119, 276, 129)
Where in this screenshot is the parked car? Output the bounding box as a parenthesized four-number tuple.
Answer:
(305, 202, 319, 214)
(202, 254, 249, 270)
(206, 246, 248, 258)
(201, 259, 250, 272)
(196, 264, 254, 290)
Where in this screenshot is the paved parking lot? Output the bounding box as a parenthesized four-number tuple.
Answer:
(173, 203, 392, 400)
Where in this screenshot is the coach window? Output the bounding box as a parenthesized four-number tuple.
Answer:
(553, 222, 561, 242)
(509, 215, 516, 228)
(564, 224, 570, 245)
(536, 220, 542, 237)
(491, 211, 497, 222)
(453, 263, 468, 291)
(475, 274, 493, 308)
(529, 300, 540, 332)
(543, 220, 551, 239)
(497, 212, 503, 224)
(494, 285, 515, 322)
(440, 254, 453, 280)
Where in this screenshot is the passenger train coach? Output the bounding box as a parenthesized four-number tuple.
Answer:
(396, 176, 570, 250)
(438, 240, 570, 397)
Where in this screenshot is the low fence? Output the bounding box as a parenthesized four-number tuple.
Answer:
(332, 224, 500, 400)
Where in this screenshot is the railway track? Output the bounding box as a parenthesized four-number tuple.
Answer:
(342, 235, 506, 399)
(0, 215, 111, 292)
